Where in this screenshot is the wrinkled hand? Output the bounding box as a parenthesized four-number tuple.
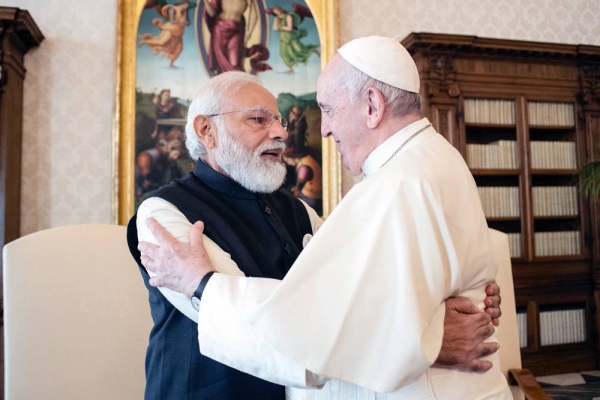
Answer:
(434, 297, 499, 372)
(138, 218, 215, 299)
(484, 281, 502, 326)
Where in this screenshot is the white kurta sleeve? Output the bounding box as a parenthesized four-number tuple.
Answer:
(200, 175, 453, 393)
(199, 274, 328, 388)
(138, 197, 327, 388)
(137, 197, 244, 322)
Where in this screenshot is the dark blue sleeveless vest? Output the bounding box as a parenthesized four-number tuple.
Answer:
(127, 160, 313, 400)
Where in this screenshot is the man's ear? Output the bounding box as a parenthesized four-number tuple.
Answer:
(365, 87, 386, 129)
(193, 115, 216, 148)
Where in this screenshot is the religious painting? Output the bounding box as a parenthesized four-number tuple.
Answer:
(116, 0, 340, 223)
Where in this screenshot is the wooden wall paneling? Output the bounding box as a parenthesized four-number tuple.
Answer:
(431, 105, 458, 145)
(421, 53, 461, 147)
(585, 113, 600, 265)
(580, 60, 600, 364)
(585, 112, 600, 362)
(527, 300, 540, 352)
(516, 95, 533, 262)
(596, 291, 600, 359)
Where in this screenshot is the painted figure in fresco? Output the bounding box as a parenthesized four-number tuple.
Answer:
(283, 106, 323, 214)
(136, 132, 193, 205)
(203, 0, 271, 75)
(139, 1, 194, 67)
(136, 139, 170, 200)
(164, 138, 196, 183)
(135, 86, 190, 205)
(153, 89, 183, 119)
(268, 4, 319, 73)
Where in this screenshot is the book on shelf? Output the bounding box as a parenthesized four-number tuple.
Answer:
(534, 231, 581, 257)
(467, 141, 518, 169)
(464, 99, 515, 125)
(478, 186, 520, 218)
(516, 312, 527, 348)
(530, 141, 577, 169)
(528, 102, 575, 127)
(507, 233, 522, 258)
(532, 186, 578, 217)
(540, 308, 586, 346)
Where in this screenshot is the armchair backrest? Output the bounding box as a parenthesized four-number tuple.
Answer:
(489, 228, 522, 377)
(3, 224, 152, 400)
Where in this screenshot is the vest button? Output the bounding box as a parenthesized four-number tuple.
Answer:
(284, 243, 291, 253)
(264, 205, 272, 215)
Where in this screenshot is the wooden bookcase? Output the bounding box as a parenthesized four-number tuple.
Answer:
(403, 33, 600, 376)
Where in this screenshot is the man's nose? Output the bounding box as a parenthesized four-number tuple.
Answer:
(320, 121, 332, 138)
(269, 120, 288, 141)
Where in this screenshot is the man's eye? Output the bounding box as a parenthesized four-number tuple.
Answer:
(254, 116, 269, 125)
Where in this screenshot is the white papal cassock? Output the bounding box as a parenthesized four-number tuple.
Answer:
(138, 118, 511, 399)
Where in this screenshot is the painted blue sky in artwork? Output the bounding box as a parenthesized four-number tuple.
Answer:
(135, 0, 321, 103)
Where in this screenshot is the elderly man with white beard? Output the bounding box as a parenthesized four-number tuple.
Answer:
(128, 71, 310, 400)
(128, 71, 502, 400)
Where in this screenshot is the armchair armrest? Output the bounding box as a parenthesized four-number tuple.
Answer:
(508, 368, 550, 400)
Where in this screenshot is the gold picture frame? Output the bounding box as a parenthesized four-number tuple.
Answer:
(113, 0, 341, 225)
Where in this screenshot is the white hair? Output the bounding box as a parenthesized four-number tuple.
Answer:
(185, 71, 261, 161)
(332, 58, 421, 118)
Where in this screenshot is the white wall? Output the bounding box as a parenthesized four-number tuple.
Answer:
(340, 0, 599, 45)
(11, 0, 600, 232)
(6, 0, 117, 235)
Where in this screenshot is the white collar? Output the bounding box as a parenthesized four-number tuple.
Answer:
(361, 118, 432, 176)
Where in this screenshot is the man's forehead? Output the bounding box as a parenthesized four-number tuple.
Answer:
(230, 83, 278, 110)
(316, 77, 336, 106)
(316, 78, 330, 103)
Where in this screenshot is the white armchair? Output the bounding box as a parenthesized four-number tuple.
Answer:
(490, 229, 549, 400)
(3, 224, 152, 399)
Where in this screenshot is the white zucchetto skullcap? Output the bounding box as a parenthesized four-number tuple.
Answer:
(337, 36, 420, 94)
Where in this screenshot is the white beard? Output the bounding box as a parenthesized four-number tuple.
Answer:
(215, 125, 287, 193)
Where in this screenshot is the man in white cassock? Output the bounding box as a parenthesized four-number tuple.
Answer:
(140, 36, 511, 399)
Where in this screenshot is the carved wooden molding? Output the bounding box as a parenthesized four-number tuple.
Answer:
(0, 7, 44, 49)
(437, 106, 450, 134)
(586, 114, 600, 163)
(580, 64, 600, 107)
(0, 7, 44, 92)
(427, 54, 460, 98)
(403, 32, 600, 62)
